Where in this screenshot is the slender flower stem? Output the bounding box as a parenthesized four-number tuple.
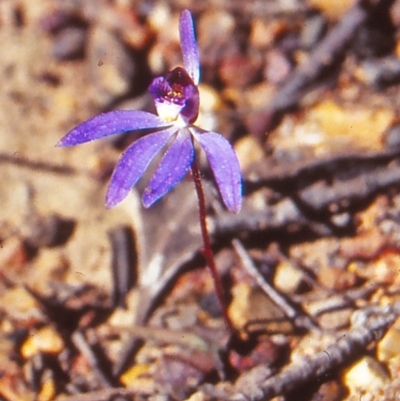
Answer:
(191, 156, 234, 332)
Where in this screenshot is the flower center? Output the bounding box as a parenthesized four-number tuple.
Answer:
(149, 67, 200, 124)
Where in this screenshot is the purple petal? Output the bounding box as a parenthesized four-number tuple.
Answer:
(179, 10, 200, 85)
(57, 110, 169, 147)
(106, 128, 176, 208)
(142, 129, 194, 208)
(181, 82, 200, 124)
(191, 128, 242, 213)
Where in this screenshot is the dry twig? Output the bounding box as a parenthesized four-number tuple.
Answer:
(232, 304, 399, 400)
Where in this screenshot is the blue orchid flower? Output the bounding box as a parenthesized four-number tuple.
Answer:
(57, 10, 242, 213)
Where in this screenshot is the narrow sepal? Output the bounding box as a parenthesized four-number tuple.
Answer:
(192, 128, 242, 213)
(106, 128, 175, 208)
(142, 129, 194, 207)
(179, 10, 200, 85)
(57, 110, 169, 147)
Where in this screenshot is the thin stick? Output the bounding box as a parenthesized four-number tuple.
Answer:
(232, 238, 298, 319)
(235, 305, 398, 400)
(191, 157, 234, 332)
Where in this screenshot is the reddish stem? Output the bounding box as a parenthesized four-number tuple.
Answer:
(191, 157, 234, 332)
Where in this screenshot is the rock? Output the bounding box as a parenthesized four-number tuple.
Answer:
(343, 356, 389, 397)
(52, 26, 87, 60)
(308, 0, 357, 19)
(264, 49, 292, 85)
(357, 57, 400, 88)
(384, 122, 400, 149)
(234, 135, 265, 171)
(228, 282, 290, 333)
(377, 318, 400, 362)
(273, 260, 303, 294)
(300, 13, 327, 49)
(21, 326, 64, 358)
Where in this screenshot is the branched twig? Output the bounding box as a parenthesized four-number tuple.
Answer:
(232, 304, 399, 400)
(72, 331, 114, 388)
(55, 387, 138, 401)
(213, 198, 333, 238)
(298, 163, 400, 213)
(216, 149, 400, 238)
(249, 0, 376, 135)
(245, 148, 400, 191)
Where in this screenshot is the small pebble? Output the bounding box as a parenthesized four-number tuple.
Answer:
(358, 57, 400, 87)
(234, 135, 265, 171)
(377, 318, 400, 362)
(384, 123, 400, 148)
(308, 0, 357, 19)
(120, 363, 152, 388)
(330, 212, 351, 228)
(343, 356, 389, 395)
(318, 265, 358, 291)
(300, 13, 326, 49)
(0, 287, 44, 324)
(228, 282, 291, 333)
(0, 236, 26, 271)
(264, 49, 292, 84)
(250, 19, 288, 49)
(273, 260, 303, 294)
(52, 26, 87, 61)
(317, 308, 353, 331)
(37, 373, 56, 401)
(313, 380, 346, 401)
(21, 327, 64, 359)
